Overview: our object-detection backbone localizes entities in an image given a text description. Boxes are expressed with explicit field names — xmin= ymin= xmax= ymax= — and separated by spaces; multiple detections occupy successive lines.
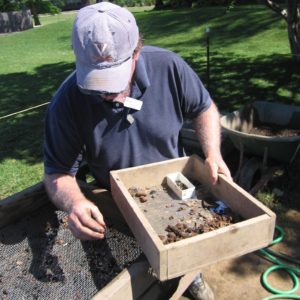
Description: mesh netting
xmin=0 ymin=203 xmax=142 ymax=300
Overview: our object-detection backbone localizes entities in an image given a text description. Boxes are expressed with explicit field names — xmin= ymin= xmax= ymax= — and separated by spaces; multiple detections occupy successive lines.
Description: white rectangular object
xmin=124 ymin=97 xmax=143 ymax=110
xmin=166 ymin=172 xmax=195 ymax=200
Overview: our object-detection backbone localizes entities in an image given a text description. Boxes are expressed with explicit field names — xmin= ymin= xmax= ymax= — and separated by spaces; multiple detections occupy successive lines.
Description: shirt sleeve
xmin=43 ymin=76 xmax=84 ymax=176
xmin=174 ymin=54 xmax=212 ymax=119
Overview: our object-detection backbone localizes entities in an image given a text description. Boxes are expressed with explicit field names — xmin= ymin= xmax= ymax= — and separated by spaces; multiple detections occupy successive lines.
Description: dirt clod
xmin=136 ymin=191 xmax=147 ymax=197
xmin=139 ymin=196 xmax=148 ymax=203
xmin=55 ymin=239 xmax=65 ymax=245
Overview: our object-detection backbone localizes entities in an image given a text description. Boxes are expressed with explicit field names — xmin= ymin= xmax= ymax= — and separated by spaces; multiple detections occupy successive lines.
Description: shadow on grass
xmin=183 ymin=52 xmax=300 ymax=111
xmin=135 ymin=6 xmax=300 ymax=112
xmin=0 ymin=62 xmax=75 ymax=117
xmin=0 ymin=62 xmax=75 ymax=165
xmin=136 ymin=6 xmax=281 ymax=49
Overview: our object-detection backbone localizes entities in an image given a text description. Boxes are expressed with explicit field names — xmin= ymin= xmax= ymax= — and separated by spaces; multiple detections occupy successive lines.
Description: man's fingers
xmin=219 ymin=168 xmax=232 ymax=180
xmin=205 ymin=159 xmax=232 ymax=185
xmin=217 ymin=162 xmax=232 ymax=181
xmin=212 ymin=162 xmax=219 ymax=184
xmin=68 ymin=215 xmax=105 ymax=240
xmin=205 ymin=160 xmax=219 ymax=185
xmin=68 ymin=204 xmax=106 ymax=240
xmin=90 ymin=206 xmax=106 ymax=228
xmin=79 ymin=211 xmax=106 ymax=234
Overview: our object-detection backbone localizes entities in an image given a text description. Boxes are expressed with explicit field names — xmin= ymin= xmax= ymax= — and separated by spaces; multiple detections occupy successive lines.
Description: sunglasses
xmin=79 ymin=87 xmax=123 ymax=98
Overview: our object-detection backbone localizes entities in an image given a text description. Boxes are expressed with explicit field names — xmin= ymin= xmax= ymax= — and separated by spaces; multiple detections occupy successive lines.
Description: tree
xmin=264 ymin=0 xmax=300 ymax=61
xmin=0 ymin=0 xmax=63 ymax=26
xmin=81 ymin=0 xmax=91 ymax=7
xmin=26 ymin=0 xmax=43 ymax=26
xmin=154 ymin=0 xmax=164 ymax=9
xmin=154 ymin=0 xmax=193 ymax=8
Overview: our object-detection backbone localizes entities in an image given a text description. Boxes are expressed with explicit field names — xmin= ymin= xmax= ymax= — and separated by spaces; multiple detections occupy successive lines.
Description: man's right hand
xmin=44 ymin=173 xmax=106 ymax=240
xmin=68 ymin=199 xmax=106 ymax=240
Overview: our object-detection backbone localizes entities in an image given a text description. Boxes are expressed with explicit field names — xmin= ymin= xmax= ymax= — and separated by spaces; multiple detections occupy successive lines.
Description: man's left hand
xmin=205 ymin=155 xmax=232 ymax=185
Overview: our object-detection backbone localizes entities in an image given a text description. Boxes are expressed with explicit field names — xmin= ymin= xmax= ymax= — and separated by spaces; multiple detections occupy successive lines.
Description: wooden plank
xmin=165 ymin=215 xmax=272 ymax=279
xmin=111 ymin=157 xmax=189 ymax=189
xmin=110 ymin=174 xmax=168 ymax=280
xmin=0 ymin=182 xmax=49 ymax=228
xmin=92 ymin=258 xmax=156 ymax=300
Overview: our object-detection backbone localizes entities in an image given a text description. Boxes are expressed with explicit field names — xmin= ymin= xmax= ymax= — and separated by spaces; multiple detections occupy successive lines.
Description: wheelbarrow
xmin=220 ymin=101 xmax=300 ymax=192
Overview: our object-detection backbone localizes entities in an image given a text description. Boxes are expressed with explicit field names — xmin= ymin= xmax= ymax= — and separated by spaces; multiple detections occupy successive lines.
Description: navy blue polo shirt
xmin=44 ymin=46 xmax=212 ymax=189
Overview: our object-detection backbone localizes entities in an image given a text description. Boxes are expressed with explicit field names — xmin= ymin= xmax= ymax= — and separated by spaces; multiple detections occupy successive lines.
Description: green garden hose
xmin=259 ymin=225 xmax=300 ymax=300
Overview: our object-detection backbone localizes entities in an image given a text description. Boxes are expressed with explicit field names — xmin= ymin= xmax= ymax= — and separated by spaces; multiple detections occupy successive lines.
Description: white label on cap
xmin=124 ymin=97 xmax=143 ymax=111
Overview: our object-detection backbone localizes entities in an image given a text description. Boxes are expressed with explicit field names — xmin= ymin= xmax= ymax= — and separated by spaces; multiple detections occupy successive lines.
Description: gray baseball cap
xmin=72 ymin=2 xmax=139 ymax=93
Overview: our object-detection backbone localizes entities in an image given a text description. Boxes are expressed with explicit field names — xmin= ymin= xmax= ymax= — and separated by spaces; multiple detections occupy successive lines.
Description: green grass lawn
xmin=0 ymin=5 xmax=299 ymax=200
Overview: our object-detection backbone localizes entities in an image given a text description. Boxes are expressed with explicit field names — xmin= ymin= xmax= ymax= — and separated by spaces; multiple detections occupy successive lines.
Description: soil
xmin=176 ymin=180 xmax=189 ymax=190
xmin=249 ymin=124 xmax=300 ymax=137
xmin=128 ymin=181 xmax=241 ymax=245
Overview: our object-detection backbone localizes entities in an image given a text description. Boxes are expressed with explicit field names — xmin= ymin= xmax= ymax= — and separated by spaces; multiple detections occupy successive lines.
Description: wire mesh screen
xmin=0 ymin=203 xmax=142 ymax=299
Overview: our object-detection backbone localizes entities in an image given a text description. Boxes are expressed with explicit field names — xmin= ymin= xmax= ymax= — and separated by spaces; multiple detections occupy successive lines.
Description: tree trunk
xmin=31 ymin=6 xmax=41 ymax=26
xmin=264 ymin=0 xmax=300 ymax=61
xmin=81 ymin=0 xmax=91 ymax=8
xmin=154 ymin=0 xmax=164 ymax=9
xmin=286 ymin=0 xmax=300 ymax=61
xmin=183 ymin=0 xmax=193 ymax=7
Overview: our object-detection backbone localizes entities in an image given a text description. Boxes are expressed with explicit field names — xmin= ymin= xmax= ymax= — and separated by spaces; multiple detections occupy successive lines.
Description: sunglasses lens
xmin=79 ymin=87 xmax=122 ymax=98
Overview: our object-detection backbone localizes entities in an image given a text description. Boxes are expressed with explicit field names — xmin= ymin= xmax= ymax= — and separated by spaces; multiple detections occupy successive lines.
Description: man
xmin=43 ymin=2 xmax=231 ymax=299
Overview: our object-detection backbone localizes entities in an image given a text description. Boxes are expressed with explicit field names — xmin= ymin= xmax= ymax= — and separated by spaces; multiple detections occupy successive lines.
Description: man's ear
xmin=133 ymin=50 xmax=140 ymax=61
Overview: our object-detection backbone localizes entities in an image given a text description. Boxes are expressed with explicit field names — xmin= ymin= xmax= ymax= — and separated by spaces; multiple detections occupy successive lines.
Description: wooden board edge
xmin=110 ymin=157 xmax=189 ymax=175
xmin=110 ymin=173 xmax=168 ymax=280
xmin=0 ymin=181 xmax=49 ymax=228
xmin=0 ymin=181 xmax=45 ymax=205
xmin=164 ymin=214 xmax=273 ymax=279
xmin=91 ymin=259 xmax=156 ymax=300
xmin=218 ymin=173 xmax=277 ymax=218
xmin=187 ymin=155 xmax=276 ymax=219
xmin=164 ymin=214 xmax=273 ymax=249
xmin=110 ymin=174 xmax=164 ymax=247
xmin=110 ymin=157 xmax=190 ymax=188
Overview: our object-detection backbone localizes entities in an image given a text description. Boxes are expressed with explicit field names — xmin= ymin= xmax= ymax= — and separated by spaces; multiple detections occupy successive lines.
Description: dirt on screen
xmin=128 ymin=181 xmax=241 ymax=245
xmin=0 ymin=203 xmax=141 ymax=300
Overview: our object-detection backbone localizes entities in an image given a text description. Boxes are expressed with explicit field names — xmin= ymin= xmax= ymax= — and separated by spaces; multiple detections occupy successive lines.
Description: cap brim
xmin=76 ymin=57 xmax=132 ymax=93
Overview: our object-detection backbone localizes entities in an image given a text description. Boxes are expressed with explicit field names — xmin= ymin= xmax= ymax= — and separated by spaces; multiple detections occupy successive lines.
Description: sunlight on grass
xmin=256 ymin=190 xmax=285 ymax=215
xmin=277 ymin=87 xmax=292 ymax=98
xmin=0 ymin=14 xmax=75 ymax=75
xmin=250 ymin=78 xmax=274 ymax=89
xmin=0 ymin=159 xmax=43 ymax=200
xmin=39 ymin=11 xmax=77 ymax=26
